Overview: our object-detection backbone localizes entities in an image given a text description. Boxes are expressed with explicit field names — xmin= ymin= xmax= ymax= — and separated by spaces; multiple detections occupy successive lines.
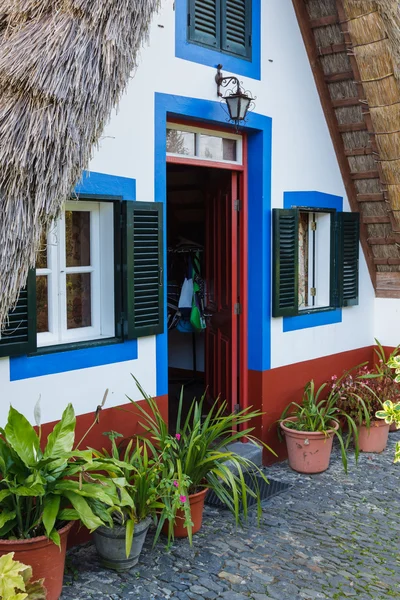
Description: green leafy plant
xmin=386 ymin=355 xmax=400 ymax=384
xmin=375 ymin=400 xmax=400 ymax=463
xmin=279 ymin=379 xmax=361 ymax=472
xmin=128 ymin=377 xmax=275 ymax=545
xmin=0 ymin=552 xmax=46 ymax=600
xmin=91 ymin=432 xmax=165 ymax=557
xmin=0 ymin=403 xmax=129 ymax=545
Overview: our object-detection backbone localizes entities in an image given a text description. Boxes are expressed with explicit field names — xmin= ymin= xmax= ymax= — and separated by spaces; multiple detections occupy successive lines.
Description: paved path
xmin=62 ymin=431 xmax=400 ymax=600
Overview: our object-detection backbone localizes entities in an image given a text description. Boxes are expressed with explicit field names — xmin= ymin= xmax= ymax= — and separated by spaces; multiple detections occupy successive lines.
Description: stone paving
xmin=62 ymin=431 xmax=400 ymax=600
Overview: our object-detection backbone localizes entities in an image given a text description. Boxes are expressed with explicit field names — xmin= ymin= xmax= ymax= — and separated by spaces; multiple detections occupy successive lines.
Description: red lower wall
xmin=249 ymin=346 xmax=374 ymax=464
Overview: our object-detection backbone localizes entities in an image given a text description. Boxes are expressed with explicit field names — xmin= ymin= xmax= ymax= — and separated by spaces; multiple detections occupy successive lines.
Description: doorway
xmin=166 ymin=162 xmax=244 ymax=425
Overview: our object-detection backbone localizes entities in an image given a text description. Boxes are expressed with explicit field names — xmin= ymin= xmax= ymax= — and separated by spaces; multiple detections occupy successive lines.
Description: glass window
xmin=166 ymin=125 xmax=241 ymax=164
xmin=166 ymin=129 xmax=195 ymax=156
xmin=198 ymin=135 xmax=237 ymax=161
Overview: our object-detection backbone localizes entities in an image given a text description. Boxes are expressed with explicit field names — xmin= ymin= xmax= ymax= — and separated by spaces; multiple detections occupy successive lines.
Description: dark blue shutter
xmin=188 ymin=0 xmax=221 ymax=49
xmin=221 ymin=0 xmax=252 ymax=59
xmin=124 ymin=202 xmax=164 ymax=338
xmin=272 ymin=209 xmax=299 ymax=317
xmin=0 ymin=271 xmax=37 ymax=357
xmin=335 ymin=212 xmax=360 ymax=307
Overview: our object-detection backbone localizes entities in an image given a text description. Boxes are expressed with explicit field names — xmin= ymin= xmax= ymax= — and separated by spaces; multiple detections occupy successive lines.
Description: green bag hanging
xmin=190 ymin=254 xmax=206 ymax=332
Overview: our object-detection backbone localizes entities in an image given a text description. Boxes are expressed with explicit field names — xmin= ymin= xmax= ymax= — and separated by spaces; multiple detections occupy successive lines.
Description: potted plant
xmin=0 ymin=403 xmax=127 ymax=600
xmin=375 ymin=399 xmax=400 ymax=462
xmin=129 ymin=379 xmax=274 ymax=545
xmin=372 ymin=341 xmax=400 ymax=431
xmin=0 ymin=552 xmax=47 ymax=599
xmin=91 ymin=432 xmax=164 ymax=571
xmin=331 ymin=359 xmax=393 ymax=453
xmin=279 ymin=379 xmax=359 ymax=474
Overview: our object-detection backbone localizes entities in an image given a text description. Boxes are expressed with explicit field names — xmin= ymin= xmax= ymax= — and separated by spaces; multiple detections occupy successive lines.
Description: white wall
xmin=1 ymin=1 xmax=378 ymax=425
xmin=374 ymin=298 xmax=400 ymax=347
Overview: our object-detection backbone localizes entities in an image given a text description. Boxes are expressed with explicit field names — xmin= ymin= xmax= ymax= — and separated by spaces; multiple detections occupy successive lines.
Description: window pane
xmin=298 ymin=212 xmax=309 ymax=309
xmin=65 ymin=211 xmax=91 ymax=267
xmin=166 ymin=129 xmax=195 ymax=155
xmin=198 ymin=134 xmax=237 ymax=161
xmin=36 ymin=276 xmax=49 ymax=333
xmin=66 ymin=273 xmax=91 ymax=329
xmin=36 ymin=232 xmax=47 ymax=269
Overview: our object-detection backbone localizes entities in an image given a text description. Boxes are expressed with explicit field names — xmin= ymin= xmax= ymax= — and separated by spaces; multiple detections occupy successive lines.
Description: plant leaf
xmin=44 ymin=404 xmax=76 ymax=459
xmin=62 ymin=492 xmax=104 ymax=531
xmin=0 ymin=552 xmax=27 ymax=600
xmin=4 ymin=407 xmax=40 ymax=467
xmin=125 ymin=519 xmax=134 ymax=558
xmin=43 ymin=494 xmax=60 ymax=539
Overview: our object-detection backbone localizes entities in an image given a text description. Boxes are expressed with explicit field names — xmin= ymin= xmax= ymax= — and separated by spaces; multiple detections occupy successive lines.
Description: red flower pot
xmin=280 ymin=418 xmax=339 ymax=474
xmin=162 ymin=488 xmax=208 ymax=539
xmin=358 ymin=420 xmax=390 ymax=453
xmin=0 ymin=521 xmax=74 ymax=600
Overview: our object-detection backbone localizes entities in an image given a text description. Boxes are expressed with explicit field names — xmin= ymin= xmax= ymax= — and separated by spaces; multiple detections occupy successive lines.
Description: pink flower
xmin=179 ymin=495 xmax=187 ymax=503
xmin=175 ymin=433 xmax=181 ymax=441
xmin=173 ymin=480 xmax=178 ymax=488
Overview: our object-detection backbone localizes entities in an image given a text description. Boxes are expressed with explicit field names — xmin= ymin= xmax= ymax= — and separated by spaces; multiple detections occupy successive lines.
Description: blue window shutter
xmin=124 ymin=202 xmax=164 ymax=338
xmin=188 ymin=0 xmax=221 ymax=49
xmin=0 ymin=270 xmax=37 ymax=357
xmin=221 ymin=0 xmax=252 ymax=59
xmin=272 ymin=209 xmax=299 ymax=317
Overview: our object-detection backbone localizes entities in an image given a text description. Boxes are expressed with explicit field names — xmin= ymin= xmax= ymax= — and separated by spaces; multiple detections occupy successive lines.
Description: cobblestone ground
xmin=62 ymin=431 xmax=400 ymax=600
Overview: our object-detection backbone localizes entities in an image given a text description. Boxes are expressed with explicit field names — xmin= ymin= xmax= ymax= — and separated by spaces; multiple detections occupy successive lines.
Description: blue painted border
xmin=175 ymin=0 xmax=261 ymax=80
xmin=154 ymin=93 xmax=272 ymax=395
xmin=282 ymin=191 xmax=343 ymax=332
xmin=10 ymin=171 xmax=138 ymax=381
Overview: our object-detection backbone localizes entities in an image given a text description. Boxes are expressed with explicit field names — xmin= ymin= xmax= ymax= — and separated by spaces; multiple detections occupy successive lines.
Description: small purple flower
xmin=179 ymin=495 xmax=187 ymax=504
xmin=175 ymin=433 xmax=181 ymax=441
xmin=173 ymin=480 xmax=179 ymax=488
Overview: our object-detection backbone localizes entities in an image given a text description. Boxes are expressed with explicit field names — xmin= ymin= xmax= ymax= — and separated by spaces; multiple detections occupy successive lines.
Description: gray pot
xmin=93 ymin=517 xmax=151 ymax=571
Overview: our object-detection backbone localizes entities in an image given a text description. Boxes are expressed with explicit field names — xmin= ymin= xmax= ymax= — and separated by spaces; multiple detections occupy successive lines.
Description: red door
xmin=205 ymin=171 xmax=239 ymax=413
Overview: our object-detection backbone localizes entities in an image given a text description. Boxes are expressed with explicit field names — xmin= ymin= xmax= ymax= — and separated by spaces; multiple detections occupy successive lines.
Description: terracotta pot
xmin=390 ymin=422 xmax=398 ymax=432
xmin=358 ymin=420 xmax=390 ymax=453
xmin=0 ymin=521 xmax=74 ymax=600
xmin=280 ymin=418 xmax=339 ymax=474
xmin=162 ymin=488 xmax=208 ymax=539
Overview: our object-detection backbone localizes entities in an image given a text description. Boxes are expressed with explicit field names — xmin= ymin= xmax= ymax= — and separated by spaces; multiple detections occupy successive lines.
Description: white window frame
xmin=299 ymin=210 xmax=332 ymax=312
xmin=36 ymin=201 xmax=115 ymax=348
xmin=166 ymin=122 xmax=243 ymax=165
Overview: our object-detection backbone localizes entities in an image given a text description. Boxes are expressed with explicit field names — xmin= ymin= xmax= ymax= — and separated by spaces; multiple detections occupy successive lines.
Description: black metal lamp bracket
xmin=215 ymin=64 xmax=241 ymax=97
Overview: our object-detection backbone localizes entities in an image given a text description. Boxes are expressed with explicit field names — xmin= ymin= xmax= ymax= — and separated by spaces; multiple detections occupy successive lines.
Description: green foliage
xmin=0 ymin=404 xmax=127 ymax=544
xmin=0 ymin=552 xmax=46 ymax=599
xmin=279 ymin=378 xmax=361 ymax=473
xmin=386 ymin=355 xmax=400 ymax=384
xmin=128 ymin=377 xmax=276 ymax=546
xmin=375 ymin=399 xmax=400 ymax=426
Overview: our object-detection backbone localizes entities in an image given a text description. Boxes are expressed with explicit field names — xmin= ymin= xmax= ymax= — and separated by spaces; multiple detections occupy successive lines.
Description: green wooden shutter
xmin=221 ymin=0 xmax=252 ymax=59
xmin=188 ymin=0 xmax=221 ymax=49
xmin=0 ymin=270 xmax=37 ymax=357
xmin=272 ymin=209 xmax=299 ymax=317
xmin=335 ymin=212 xmax=360 ymax=307
xmin=124 ymin=202 xmax=164 ymax=339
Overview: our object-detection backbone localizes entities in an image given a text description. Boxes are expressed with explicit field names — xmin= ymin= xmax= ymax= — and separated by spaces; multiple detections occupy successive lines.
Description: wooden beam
xmin=376 ymin=289 xmax=400 ymax=298
xmin=318 ymin=43 xmax=348 ymax=56
xmin=324 ymin=71 xmax=354 ymax=83
xmin=363 ymin=216 xmax=390 ymax=224
xmin=338 ymin=122 xmax=368 ymax=133
xmin=310 ymin=15 xmax=339 ymax=28
xmin=291 ymin=0 xmax=376 ymax=287
xmin=367 ymin=237 xmax=398 ymax=245
xmin=332 ymin=97 xmax=364 ymax=108
xmin=376 ymin=272 xmax=400 ymax=296
xmin=351 ymin=170 xmax=380 ymax=180
xmin=344 ymin=147 xmax=374 ymax=156
xmin=374 ymin=258 xmax=400 ymax=265
xmin=357 ymin=193 xmax=386 ymax=202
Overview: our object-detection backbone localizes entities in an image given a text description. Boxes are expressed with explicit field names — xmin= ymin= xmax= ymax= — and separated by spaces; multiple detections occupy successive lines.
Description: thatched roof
xmin=0 ymin=0 xmax=159 ymax=325
xmin=293 ymin=0 xmax=400 ymax=297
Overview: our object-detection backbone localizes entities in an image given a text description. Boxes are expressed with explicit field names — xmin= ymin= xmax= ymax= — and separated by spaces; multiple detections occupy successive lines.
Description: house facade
xmin=0 ymin=0 xmax=398 ymax=458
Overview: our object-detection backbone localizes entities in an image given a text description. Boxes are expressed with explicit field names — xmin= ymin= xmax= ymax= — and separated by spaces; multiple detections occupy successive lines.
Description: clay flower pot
xmin=389 ymin=422 xmax=398 ymax=432
xmin=358 ymin=420 xmax=390 ymax=453
xmin=0 ymin=521 xmax=74 ymax=600
xmin=163 ymin=488 xmax=208 ymax=539
xmin=280 ymin=418 xmax=339 ymax=474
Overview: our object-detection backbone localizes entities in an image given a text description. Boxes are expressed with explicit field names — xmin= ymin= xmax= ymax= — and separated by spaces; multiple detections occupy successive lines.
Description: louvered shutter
xmin=124 ymin=202 xmax=164 ymax=339
xmin=0 ymin=271 xmax=37 ymax=357
xmin=221 ymin=0 xmax=252 ymax=59
xmin=272 ymin=209 xmax=299 ymax=317
xmin=188 ymin=0 xmax=221 ymax=49
xmin=335 ymin=212 xmax=360 ymax=307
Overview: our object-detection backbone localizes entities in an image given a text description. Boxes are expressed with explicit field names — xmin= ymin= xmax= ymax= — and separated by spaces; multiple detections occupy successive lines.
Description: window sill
xmin=298 ymin=306 xmax=337 ymax=316
xmin=283 ymin=308 xmax=342 ymax=332
xmin=32 ymin=336 xmax=122 ymax=357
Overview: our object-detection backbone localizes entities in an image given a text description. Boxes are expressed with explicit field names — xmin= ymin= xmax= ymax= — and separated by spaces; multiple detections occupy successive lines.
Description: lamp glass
xmin=238 ymin=96 xmax=251 ymax=120
xmin=226 ymin=95 xmax=240 ymax=121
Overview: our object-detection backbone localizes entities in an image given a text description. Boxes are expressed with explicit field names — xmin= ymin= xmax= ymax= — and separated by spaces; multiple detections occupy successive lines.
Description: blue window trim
xmin=10 ymin=170 xmax=138 ymax=381
xmin=154 ymin=92 xmax=272 ymax=395
xmin=175 ymin=0 xmax=261 ymax=80
xmin=282 ymin=191 xmax=343 ymax=332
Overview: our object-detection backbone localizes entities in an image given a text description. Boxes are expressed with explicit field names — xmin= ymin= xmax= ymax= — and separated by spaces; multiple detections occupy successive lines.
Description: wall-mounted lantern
xmin=215 ymin=64 xmax=255 ymax=127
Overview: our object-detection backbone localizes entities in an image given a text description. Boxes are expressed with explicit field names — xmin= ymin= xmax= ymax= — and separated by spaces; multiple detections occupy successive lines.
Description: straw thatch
xmin=0 ymin=0 xmax=159 ymax=326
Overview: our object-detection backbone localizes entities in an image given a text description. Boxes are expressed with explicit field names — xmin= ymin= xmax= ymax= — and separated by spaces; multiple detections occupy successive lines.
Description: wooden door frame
xmin=166 ymin=121 xmax=249 ymax=414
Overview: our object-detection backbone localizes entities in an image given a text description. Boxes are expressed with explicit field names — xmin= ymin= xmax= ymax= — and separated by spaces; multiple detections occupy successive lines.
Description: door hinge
xmin=234 ymin=199 xmax=241 ymax=211
xmin=234 ymin=303 xmax=241 ymax=315
xmin=234 ymin=403 xmax=240 ymax=414
xmin=310 ymin=288 xmax=316 ymax=297
xmin=311 ymin=221 xmax=317 ymax=231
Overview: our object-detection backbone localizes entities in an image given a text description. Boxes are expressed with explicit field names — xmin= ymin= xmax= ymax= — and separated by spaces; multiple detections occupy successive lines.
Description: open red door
xmin=205 ymin=171 xmax=239 ymax=413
